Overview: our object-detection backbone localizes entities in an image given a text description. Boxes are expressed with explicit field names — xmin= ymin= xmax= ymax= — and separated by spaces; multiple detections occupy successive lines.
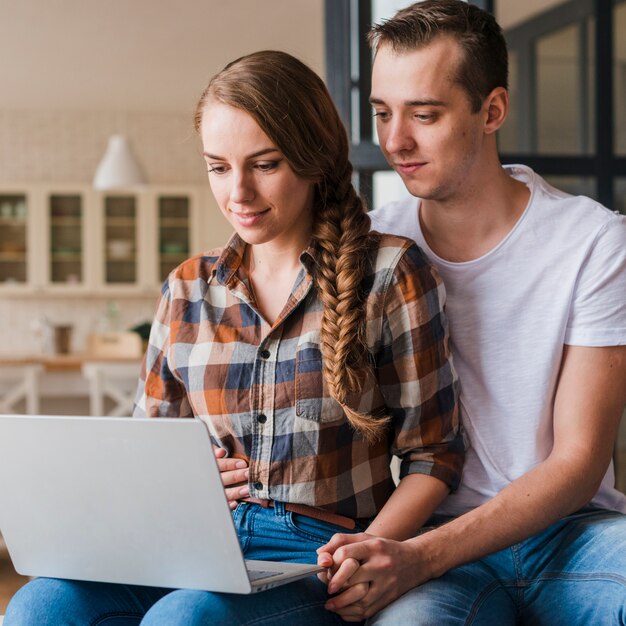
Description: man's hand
xmin=316 ymin=533 xmax=429 ymax=621
xmin=213 ymin=446 xmax=249 ymax=509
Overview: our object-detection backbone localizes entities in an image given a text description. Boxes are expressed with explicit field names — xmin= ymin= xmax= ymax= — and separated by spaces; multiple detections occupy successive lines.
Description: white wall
xmin=0 ymin=1 xmax=325 ymax=357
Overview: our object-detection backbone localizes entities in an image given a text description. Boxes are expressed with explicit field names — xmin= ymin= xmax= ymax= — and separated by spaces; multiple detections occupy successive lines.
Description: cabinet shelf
xmin=159 ymin=218 xmax=189 ymax=228
xmin=0 ymin=216 xmax=27 ymax=226
xmin=106 ymin=217 xmax=136 ymax=227
xmin=51 ymin=253 xmax=82 ymax=261
xmin=160 ymin=253 xmax=188 ymax=260
xmin=51 ymin=217 xmax=82 ymax=227
xmin=0 ymin=252 xmax=27 ymax=262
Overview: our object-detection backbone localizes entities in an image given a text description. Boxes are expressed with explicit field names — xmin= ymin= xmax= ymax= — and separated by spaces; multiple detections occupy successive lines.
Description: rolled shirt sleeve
xmin=376 ymin=243 xmax=465 ymax=490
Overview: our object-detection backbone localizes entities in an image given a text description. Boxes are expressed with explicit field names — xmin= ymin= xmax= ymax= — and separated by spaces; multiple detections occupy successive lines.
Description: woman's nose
xmin=229 ymin=171 xmax=255 ymax=204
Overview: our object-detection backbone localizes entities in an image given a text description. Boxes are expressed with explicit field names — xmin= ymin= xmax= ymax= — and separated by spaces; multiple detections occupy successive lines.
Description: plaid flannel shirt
xmin=134 ymin=232 xmax=463 ymax=520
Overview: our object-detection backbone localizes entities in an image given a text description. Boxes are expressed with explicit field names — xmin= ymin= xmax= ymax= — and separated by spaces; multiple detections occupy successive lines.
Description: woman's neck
xmin=245 ymin=241 xmax=304 ymax=279
xmin=244 ymin=242 xmax=307 ymax=325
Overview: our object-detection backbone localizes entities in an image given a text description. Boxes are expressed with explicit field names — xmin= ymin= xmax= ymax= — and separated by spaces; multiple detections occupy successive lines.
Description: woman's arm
xmin=366 ymin=473 xmax=448 ymax=541
xmin=332 ymin=241 xmax=462 ymax=537
xmin=372 ymin=242 xmax=464 ymax=510
xmin=133 ymin=283 xmax=192 ymax=419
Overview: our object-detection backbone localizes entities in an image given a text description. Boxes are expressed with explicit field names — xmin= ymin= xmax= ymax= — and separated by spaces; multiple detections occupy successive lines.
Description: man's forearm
xmin=413 ymin=452 xmax=604 ymax=579
xmin=421 ymin=345 xmax=626 ymax=578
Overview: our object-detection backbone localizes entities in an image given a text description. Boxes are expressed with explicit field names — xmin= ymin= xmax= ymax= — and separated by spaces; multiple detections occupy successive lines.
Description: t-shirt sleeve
xmin=565 ymin=215 xmax=626 ymax=346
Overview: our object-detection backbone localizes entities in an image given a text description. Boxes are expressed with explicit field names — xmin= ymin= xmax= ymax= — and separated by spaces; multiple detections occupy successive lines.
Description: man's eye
xmin=373 ymin=111 xmax=390 ymax=121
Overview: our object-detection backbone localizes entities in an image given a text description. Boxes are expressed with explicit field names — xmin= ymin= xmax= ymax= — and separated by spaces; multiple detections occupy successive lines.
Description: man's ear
xmin=483 ymin=87 xmax=508 ymax=135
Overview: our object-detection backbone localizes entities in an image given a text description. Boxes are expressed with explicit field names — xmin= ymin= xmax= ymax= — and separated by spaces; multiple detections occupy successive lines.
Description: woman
xmin=5 ymin=50 xmax=462 ymax=626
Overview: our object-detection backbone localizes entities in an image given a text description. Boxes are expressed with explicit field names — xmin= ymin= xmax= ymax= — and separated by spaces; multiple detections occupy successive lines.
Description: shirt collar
xmin=210 ymin=233 xmax=319 ymax=286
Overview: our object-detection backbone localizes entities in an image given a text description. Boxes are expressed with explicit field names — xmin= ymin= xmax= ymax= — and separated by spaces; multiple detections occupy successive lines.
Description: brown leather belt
xmin=243 ymin=497 xmax=356 ymax=530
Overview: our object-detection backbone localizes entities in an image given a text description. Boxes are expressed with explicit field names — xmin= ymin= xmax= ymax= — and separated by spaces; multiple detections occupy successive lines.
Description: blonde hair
xmin=195 ymin=50 xmax=388 ymax=441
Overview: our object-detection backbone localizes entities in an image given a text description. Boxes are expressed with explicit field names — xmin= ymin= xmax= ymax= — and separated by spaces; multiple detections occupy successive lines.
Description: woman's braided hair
xmin=194 ymin=50 xmax=389 ymax=442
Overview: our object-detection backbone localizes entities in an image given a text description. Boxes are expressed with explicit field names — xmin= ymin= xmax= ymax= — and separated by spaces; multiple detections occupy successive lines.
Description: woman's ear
xmin=483 ymin=87 xmax=508 ymax=135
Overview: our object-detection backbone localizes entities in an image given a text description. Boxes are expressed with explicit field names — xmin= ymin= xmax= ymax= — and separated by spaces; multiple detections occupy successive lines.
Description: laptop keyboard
xmin=246 ymin=568 xmax=284 ymax=581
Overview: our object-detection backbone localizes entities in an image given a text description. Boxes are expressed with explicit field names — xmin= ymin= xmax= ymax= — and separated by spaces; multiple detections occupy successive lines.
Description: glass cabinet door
xmin=49 ymin=194 xmax=83 ymax=284
xmin=158 ymin=196 xmax=190 ymax=282
xmin=104 ymin=196 xmax=137 ymax=284
xmin=0 ymin=194 xmax=28 ymax=284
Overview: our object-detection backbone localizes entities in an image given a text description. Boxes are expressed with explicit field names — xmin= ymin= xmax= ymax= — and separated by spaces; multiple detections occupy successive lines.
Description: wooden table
xmin=0 ymin=354 xmax=142 ymax=372
xmin=0 ymin=355 xmax=143 ymax=413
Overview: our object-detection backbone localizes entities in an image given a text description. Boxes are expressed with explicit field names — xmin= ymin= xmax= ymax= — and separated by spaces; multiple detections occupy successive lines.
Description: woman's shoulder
xmin=371 ymin=231 xmax=433 ymax=272
xmin=164 ymin=246 xmax=227 ymax=291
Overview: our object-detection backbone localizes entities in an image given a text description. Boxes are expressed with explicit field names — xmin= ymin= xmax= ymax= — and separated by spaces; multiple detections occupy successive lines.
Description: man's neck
xmin=419 ymin=167 xmax=530 ymax=263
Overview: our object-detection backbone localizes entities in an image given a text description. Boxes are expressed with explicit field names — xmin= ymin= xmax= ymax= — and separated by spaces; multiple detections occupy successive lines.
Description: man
xmin=220 ymin=0 xmax=626 ymax=623
xmin=311 ymin=1 xmax=626 ymax=623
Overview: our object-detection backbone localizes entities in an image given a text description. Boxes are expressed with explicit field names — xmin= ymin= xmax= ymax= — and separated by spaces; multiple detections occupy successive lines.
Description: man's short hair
xmin=368 ymin=0 xmax=508 ymax=112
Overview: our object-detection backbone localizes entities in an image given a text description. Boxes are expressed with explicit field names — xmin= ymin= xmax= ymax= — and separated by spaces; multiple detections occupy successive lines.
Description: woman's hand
xmin=316 ymin=532 xmax=429 ymax=621
xmin=213 ymin=446 xmax=249 ymax=508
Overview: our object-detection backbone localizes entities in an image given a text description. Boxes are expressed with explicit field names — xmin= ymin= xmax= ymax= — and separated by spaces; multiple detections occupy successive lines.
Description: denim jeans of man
xmin=369 ymin=508 xmax=626 ymax=626
xmin=5 ymin=501 xmax=362 ymax=626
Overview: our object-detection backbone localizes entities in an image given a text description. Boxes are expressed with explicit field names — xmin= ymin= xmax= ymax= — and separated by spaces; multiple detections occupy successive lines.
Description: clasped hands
xmin=215 ymin=448 xmax=419 ymax=621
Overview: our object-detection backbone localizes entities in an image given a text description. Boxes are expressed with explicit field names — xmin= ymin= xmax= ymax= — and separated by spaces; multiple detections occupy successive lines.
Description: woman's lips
xmin=230 ymin=208 xmax=270 ymax=227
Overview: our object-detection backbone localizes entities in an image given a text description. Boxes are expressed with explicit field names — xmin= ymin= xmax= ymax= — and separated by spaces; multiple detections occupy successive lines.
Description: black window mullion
xmin=517 ymin=42 xmax=538 ymax=153
xmin=357 ymin=0 xmax=374 ymax=207
xmin=579 ymin=20 xmax=591 ymax=154
xmin=325 ymin=0 xmax=352 ymax=130
xmin=595 ymin=0 xmax=615 ymax=208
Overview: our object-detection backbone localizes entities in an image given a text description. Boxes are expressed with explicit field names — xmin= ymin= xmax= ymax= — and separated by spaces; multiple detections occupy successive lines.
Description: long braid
xmin=312 ymin=164 xmax=390 ymax=442
xmin=197 ymin=50 xmax=391 ymax=441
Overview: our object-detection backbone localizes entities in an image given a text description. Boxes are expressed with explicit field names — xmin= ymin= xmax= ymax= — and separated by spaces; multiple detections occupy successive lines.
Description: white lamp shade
xmin=93 ymin=135 xmax=147 ymax=190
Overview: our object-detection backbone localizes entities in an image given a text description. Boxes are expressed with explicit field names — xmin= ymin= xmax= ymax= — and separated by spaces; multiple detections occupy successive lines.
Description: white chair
xmin=82 ymin=362 xmax=142 ymax=417
xmin=0 ymin=364 xmax=43 ymax=414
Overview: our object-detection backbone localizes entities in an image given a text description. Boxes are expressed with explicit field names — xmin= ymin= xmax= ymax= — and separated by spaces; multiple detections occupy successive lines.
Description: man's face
xmin=371 ymin=37 xmax=488 ymax=203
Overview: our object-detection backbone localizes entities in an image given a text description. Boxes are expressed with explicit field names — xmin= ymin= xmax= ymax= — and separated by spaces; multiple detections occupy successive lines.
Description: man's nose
xmin=383 ymin=118 xmax=416 ymax=154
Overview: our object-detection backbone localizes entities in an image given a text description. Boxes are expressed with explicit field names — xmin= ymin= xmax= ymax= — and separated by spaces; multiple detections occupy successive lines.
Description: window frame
xmin=325 ymin=0 xmax=626 ymax=210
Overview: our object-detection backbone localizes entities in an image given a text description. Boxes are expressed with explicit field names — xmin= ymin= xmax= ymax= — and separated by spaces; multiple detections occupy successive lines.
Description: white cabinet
xmin=0 ymin=184 xmax=208 ymax=295
xmin=39 ymin=185 xmax=94 ymax=294
xmin=0 ymin=188 xmax=35 ymax=292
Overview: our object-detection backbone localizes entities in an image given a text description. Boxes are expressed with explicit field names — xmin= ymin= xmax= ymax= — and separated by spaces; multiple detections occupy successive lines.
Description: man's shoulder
xmin=513 ymin=164 xmax=623 ymax=231
xmin=369 ymin=196 xmax=420 ymax=241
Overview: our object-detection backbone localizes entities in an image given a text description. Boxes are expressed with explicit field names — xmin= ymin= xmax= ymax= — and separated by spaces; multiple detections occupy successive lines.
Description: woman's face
xmin=200 ymin=101 xmax=315 ymax=251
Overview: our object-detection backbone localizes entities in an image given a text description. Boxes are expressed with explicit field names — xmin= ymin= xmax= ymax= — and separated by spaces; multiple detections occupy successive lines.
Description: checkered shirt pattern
xmin=134 ymin=232 xmax=463 ymax=520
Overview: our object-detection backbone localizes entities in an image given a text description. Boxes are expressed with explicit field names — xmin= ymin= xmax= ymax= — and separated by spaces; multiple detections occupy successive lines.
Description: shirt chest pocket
xmin=295 ymin=345 xmax=345 ymax=423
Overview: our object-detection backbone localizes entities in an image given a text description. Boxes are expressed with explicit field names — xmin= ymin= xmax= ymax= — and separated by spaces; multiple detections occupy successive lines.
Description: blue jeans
xmin=370 ymin=508 xmax=626 ymax=626
xmin=5 ymin=502 xmax=361 ymax=625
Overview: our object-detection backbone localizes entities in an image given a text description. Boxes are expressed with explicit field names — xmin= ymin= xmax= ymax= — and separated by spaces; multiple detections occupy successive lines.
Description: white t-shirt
xmin=370 ymin=164 xmax=626 ymax=516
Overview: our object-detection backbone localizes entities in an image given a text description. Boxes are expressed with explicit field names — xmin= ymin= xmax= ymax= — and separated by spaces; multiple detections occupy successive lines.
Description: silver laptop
xmin=0 ymin=414 xmax=322 ymax=594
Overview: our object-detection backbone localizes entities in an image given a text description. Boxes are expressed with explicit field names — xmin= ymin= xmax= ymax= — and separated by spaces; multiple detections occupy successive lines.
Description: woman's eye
xmin=255 ymin=161 xmax=279 ymax=172
xmin=207 ymin=165 xmax=227 ymax=174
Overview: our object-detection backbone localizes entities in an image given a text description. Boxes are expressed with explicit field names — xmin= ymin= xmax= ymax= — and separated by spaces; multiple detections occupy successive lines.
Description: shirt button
xmin=257 ymin=414 xmax=267 ymax=424
xmin=254 ymin=482 xmax=263 ymax=491
xmin=260 ymin=349 xmax=271 ymax=359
